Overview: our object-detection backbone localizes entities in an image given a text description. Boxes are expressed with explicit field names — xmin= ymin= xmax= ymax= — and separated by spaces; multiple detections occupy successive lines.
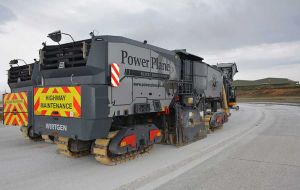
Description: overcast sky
xmin=0 ymin=0 xmax=299 ymax=91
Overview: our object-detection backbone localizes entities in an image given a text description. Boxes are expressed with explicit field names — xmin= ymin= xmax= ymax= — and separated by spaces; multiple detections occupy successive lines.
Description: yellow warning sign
xmin=34 ymin=86 xmax=81 ymax=118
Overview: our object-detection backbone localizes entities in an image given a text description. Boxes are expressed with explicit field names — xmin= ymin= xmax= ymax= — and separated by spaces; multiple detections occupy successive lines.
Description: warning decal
xmin=34 ymin=86 xmax=81 ymax=118
xmin=3 ymin=92 xmax=28 ymax=126
xmin=111 ymin=63 xmax=120 ymax=87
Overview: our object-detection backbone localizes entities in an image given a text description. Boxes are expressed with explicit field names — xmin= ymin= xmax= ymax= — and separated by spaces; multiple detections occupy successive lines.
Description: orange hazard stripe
xmin=5 ymin=114 xmax=15 ymax=126
xmin=73 ymin=97 xmax=81 ymax=116
xmin=3 ymin=93 xmax=9 ymax=102
xmin=4 ymin=113 xmax=11 ymax=125
xmin=62 ymin=86 xmax=71 ymax=93
xmin=34 ymin=88 xmax=38 ymax=96
xmin=42 ymin=87 xmax=49 ymax=93
xmin=12 ymin=94 xmax=17 ymax=100
xmin=16 ymin=114 xmax=23 ymax=126
xmin=4 ymin=104 xmax=12 ymax=113
xmin=75 ymin=86 xmax=81 ymax=95
xmin=11 ymin=118 xmax=17 ymax=126
xmin=17 ymin=103 xmax=24 ymax=112
xmin=19 ymin=92 xmax=28 ymax=108
xmin=34 ymin=98 xmax=40 ymax=111
xmin=65 ymin=111 xmax=70 ymax=117
xmin=7 ymin=114 xmax=13 ymax=124
xmin=41 ymin=110 xmax=47 ymax=115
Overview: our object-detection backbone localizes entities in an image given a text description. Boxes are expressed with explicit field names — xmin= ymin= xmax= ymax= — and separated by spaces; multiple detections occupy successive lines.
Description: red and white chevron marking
xmin=111 ymin=63 xmax=120 ymax=87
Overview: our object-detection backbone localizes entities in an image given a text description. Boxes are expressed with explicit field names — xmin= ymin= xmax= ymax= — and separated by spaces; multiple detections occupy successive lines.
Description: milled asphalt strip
xmin=230 ymin=157 xmax=300 ymax=168
xmin=115 ymin=108 xmax=269 ymax=190
xmin=245 ymin=102 xmax=300 ymax=107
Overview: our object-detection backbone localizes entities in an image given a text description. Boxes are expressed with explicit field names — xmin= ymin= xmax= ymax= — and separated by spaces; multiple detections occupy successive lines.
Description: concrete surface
xmin=156 ymin=103 xmax=300 ymax=190
xmin=0 ymin=103 xmax=299 ymax=190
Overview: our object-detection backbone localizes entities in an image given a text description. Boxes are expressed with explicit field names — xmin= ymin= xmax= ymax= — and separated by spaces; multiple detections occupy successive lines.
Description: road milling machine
xmin=3 ymin=60 xmax=42 ymax=140
xmin=4 ymin=30 xmax=237 ymax=165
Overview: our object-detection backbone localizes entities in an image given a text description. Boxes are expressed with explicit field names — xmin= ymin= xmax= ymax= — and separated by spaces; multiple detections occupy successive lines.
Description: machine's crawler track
xmin=56 ymin=137 xmax=90 ymax=157
xmin=42 ymin=135 xmax=56 ymax=143
xmin=93 ymin=131 xmax=153 ymax=165
xmin=20 ymin=126 xmax=43 ymax=141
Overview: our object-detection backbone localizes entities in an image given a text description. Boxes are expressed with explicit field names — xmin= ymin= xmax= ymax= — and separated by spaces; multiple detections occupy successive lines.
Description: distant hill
xmin=234 ymin=78 xmax=299 ymax=87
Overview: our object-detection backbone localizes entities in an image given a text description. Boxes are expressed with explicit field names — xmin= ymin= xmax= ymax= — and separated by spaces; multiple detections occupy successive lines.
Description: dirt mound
xmin=237 ymin=87 xmax=300 ymax=98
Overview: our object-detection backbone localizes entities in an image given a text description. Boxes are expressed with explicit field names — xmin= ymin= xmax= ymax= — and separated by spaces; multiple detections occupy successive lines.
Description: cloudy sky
xmin=0 ymin=0 xmax=300 ymax=91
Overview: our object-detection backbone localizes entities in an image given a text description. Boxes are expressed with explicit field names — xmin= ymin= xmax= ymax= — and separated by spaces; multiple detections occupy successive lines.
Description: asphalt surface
xmin=0 ymin=103 xmax=299 ymax=190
